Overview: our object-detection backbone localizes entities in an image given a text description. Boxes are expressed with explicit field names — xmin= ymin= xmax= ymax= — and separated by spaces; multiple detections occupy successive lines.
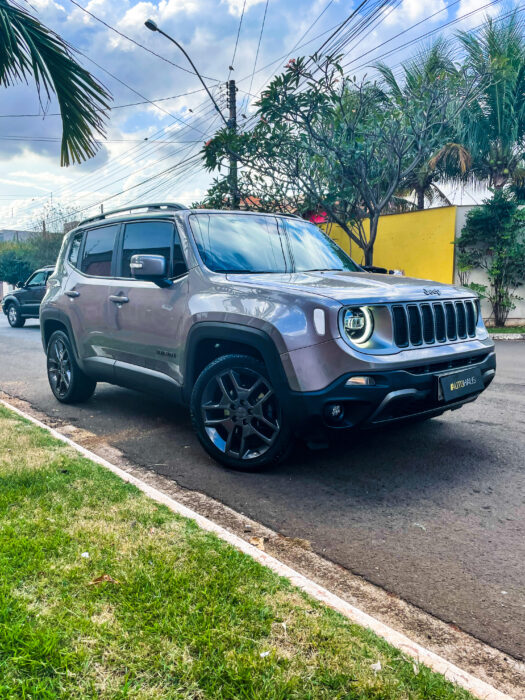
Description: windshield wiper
xmin=302 ymin=268 xmax=344 ymax=272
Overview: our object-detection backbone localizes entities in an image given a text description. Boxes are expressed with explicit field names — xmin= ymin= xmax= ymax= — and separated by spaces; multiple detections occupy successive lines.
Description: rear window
xmin=68 ymin=232 xmax=83 ymax=267
xmin=81 ymin=225 xmax=118 ymax=277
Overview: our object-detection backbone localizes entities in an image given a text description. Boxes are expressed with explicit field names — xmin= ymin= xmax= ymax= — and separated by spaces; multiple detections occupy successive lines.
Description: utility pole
xmin=227 ymin=79 xmax=240 ymax=209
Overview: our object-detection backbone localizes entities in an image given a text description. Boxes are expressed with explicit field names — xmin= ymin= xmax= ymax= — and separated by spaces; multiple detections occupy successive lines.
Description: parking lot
xmin=0 ymin=315 xmax=524 ymax=661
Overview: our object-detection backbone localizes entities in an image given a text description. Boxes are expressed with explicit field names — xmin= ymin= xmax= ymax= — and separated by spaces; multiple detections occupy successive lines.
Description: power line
xmin=16 ymin=104 xmax=224 ymax=227
xmin=245 ymin=0 xmax=270 ymax=110
xmin=228 ymin=0 xmax=247 ymax=79
xmin=76 ymin=49 xmax=212 ymax=136
xmin=0 ymin=136 xmax=204 ymax=143
xmin=343 ymin=0 xmax=504 ymax=71
xmin=67 ymin=0 xmax=219 ymax=82
xmin=12 ymin=95 xmax=221 ymax=222
xmin=17 ymin=101 xmax=220 ymax=214
xmin=0 ymin=88 xmax=206 ymax=118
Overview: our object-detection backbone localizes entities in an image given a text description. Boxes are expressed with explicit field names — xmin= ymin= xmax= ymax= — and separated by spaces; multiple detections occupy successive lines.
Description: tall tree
xmin=204 ymin=53 xmax=477 ymax=264
xmin=377 ymin=40 xmax=472 ymax=211
xmin=457 ymin=12 xmax=525 ymax=189
xmin=0 ymin=0 xmax=111 ymax=165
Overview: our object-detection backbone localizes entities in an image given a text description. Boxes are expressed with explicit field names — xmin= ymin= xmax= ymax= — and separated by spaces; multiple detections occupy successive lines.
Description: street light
xmin=144 ymin=19 xmax=228 ymax=126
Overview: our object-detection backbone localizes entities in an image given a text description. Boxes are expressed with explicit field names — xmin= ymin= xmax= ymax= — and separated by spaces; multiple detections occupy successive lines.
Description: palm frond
xmin=428 ymin=142 xmax=472 ymax=175
xmin=0 ymin=0 xmax=111 ymax=165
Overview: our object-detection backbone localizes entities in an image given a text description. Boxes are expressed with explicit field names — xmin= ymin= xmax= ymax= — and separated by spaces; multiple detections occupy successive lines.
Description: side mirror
xmin=15 ymin=281 xmax=24 ymax=289
xmin=130 ymin=254 xmax=172 ymax=287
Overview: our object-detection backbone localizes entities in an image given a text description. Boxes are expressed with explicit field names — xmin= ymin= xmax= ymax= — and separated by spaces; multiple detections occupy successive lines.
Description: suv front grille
xmin=391 ymin=299 xmax=477 ymax=348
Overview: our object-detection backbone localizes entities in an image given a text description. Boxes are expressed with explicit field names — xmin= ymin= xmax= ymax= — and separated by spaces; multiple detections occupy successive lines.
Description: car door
xmin=21 ymin=270 xmax=48 ymax=315
xmin=64 ymin=224 xmax=120 ymax=382
xmin=107 ymin=219 xmax=189 ymax=395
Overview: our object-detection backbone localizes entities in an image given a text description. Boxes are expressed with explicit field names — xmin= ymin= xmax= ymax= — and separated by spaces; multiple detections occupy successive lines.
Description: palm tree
xmin=376 ymin=40 xmax=471 ymax=210
xmin=394 ymin=142 xmax=472 ymax=210
xmin=458 ymin=12 xmax=525 ymax=189
xmin=0 ymin=0 xmax=111 ymax=166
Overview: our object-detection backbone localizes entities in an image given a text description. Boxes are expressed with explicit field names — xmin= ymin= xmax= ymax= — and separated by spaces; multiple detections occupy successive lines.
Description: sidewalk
xmin=0 ymin=403 xmax=478 ymax=699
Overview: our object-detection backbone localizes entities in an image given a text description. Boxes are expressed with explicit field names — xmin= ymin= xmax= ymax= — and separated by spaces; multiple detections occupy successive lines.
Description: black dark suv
xmin=2 ymin=266 xmax=54 ymax=327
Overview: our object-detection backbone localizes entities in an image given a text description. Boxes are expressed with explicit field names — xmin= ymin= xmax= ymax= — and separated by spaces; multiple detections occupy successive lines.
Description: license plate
xmin=438 ymin=367 xmax=483 ymax=402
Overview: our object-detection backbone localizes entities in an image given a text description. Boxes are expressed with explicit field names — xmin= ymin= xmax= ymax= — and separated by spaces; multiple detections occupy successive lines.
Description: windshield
xmin=189 ymin=213 xmax=360 ymax=273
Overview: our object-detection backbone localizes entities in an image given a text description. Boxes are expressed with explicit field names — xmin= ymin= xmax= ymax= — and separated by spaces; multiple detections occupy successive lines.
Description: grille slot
xmin=392 ymin=305 xmax=409 ymax=347
xmin=391 ymin=299 xmax=477 ymax=348
xmin=407 ymin=305 xmax=423 ymax=345
xmin=456 ymin=301 xmax=467 ymax=339
xmin=433 ymin=303 xmax=446 ymax=342
xmin=420 ymin=304 xmax=435 ymax=343
xmin=465 ymin=300 xmax=476 ymax=336
xmin=445 ymin=302 xmax=457 ymax=340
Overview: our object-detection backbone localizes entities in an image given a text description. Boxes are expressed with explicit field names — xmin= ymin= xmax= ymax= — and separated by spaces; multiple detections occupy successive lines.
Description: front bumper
xmin=286 ymin=348 xmax=496 ymax=434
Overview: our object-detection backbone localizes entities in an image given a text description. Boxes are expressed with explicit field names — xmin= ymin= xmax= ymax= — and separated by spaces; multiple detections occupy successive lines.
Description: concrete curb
xmin=489 ymin=333 xmax=525 ymax=340
xmin=0 ymin=398 xmax=515 ymax=700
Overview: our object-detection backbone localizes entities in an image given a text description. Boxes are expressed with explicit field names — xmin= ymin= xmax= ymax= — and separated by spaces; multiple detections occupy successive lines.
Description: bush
xmin=0 ymin=232 xmax=63 ymax=285
xmin=456 ymin=190 xmax=525 ymax=326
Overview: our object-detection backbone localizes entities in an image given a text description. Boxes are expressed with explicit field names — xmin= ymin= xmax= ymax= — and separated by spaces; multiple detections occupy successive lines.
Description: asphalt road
xmin=1 ymin=315 xmax=524 ymax=660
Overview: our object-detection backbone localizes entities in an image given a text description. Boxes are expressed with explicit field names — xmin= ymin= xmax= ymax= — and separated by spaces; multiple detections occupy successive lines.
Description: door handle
xmin=109 ymin=294 xmax=129 ymax=304
xmin=65 ymin=290 xmax=80 ymax=298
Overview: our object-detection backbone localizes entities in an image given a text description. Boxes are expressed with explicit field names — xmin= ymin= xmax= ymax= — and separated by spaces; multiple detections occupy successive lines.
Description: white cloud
xmin=222 ymin=0 xmax=267 ymax=17
xmin=384 ymin=0 xmax=447 ymax=26
xmin=455 ymin=0 xmax=515 ymax=29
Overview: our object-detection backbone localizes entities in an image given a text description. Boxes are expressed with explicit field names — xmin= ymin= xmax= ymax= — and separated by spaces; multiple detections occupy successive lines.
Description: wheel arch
xmin=2 ymin=295 xmax=21 ymax=312
xmin=183 ymin=322 xmax=290 ymax=403
xmin=40 ymin=309 xmax=81 ymax=362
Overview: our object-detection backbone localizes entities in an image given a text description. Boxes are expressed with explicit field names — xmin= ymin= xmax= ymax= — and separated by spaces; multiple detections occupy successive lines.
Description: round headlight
xmin=343 ymin=306 xmax=374 ymax=344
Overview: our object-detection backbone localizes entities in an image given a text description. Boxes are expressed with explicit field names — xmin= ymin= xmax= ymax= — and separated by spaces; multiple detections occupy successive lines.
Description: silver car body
xmin=41 ymin=208 xmax=495 ymax=431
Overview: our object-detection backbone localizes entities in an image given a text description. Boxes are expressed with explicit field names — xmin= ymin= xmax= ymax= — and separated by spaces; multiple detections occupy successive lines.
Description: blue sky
xmin=0 ymin=0 xmax=514 ymax=229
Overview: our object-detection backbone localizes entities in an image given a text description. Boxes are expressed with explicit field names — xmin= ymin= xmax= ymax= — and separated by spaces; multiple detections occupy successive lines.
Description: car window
xmin=189 ymin=213 xmax=288 ymax=273
xmin=81 ymin=225 xmax=118 ymax=277
xmin=121 ymin=221 xmax=185 ymax=278
xmin=26 ymin=271 xmax=47 ymax=287
xmin=172 ymin=227 xmax=187 ymax=278
xmin=280 ymin=218 xmax=360 ymax=272
xmin=68 ymin=231 xmax=83 ymax=267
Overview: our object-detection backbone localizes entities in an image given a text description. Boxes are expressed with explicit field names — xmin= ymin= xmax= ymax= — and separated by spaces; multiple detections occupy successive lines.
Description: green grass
xmin=0 ymin=405 xmax=474 ymax=699
xmin=487 ymin=326 xmax=525 ymax=334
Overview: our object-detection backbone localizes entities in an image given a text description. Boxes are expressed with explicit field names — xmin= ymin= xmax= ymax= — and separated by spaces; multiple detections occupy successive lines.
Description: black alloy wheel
xmin=46 ymin=330 xmax=96 ymax=403
xmin=191 ymin=354 xmax=292 ymax=471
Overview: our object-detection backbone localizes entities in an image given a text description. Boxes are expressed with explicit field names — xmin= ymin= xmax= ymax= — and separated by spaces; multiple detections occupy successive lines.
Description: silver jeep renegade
xmin=40 ymin=203 xmax=496 ymax=470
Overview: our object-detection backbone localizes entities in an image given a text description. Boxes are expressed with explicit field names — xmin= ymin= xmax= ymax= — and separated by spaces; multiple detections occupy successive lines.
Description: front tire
xmin=46 ymin=330 xmax=96 ymax=403
xmin=191 ymin=354 xmax=293 ymax=471
xmin=7 ymin=304 xmax=25 ymax=328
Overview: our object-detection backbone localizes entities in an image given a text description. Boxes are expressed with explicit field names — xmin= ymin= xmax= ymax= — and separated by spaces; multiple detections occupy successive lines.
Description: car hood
xmin=225 ymin=270 xmax=473 ymax=304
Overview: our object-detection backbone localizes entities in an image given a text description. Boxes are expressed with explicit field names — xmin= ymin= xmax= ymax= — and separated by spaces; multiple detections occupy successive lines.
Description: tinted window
xmin=172 ymin=227 xmax=187 ymax=278
xmin=121 ymin=221 xmax=175 ymax=278
xmin=68 ymin=232 xmax=83 ymax=267
xmin=189 ymin=214 xmax=288 ymax=273
xmin=282 ymin=218 xmax=360 ymax=272
xmin=81 ymin=225 xmax=117 ymax=277
xmin=26 ymin=271 xmax=47 ymax=287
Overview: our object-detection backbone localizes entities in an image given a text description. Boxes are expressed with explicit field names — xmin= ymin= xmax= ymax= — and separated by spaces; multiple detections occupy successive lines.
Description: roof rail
xmin=79 ymin=202 xmax=187 ymax=226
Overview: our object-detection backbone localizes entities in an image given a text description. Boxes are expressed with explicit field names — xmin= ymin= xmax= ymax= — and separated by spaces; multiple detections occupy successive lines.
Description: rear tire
xmin=7 ymin=304 xmax=25 ymax=328
xmin=191 ymin=354 xmax=293 ymax=471
xmin=46 ymin=330 xmax=96 ymax=403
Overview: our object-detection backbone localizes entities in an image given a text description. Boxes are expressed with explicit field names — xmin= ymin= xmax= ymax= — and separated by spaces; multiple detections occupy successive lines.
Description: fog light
xmin=346 ymin=376 xmax=375 ymax=386
xmin=324 ymin=403 xmax=344 ymax=423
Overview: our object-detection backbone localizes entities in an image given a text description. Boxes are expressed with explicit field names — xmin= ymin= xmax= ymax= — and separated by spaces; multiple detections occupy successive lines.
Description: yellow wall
xmin=323 ymin=206 xmax=457 ymax=284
